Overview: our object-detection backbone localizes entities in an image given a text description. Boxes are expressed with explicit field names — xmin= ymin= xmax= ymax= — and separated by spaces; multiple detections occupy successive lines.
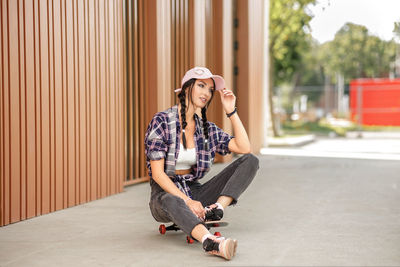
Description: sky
xmin=309 ymin=0 xmax=400 ymax=44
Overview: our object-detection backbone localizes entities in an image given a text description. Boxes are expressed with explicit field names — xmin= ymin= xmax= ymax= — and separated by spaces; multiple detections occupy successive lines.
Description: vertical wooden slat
xmin=39 ymin=0 xmax=51 ymax=215
xmin=117 ymin=0 xmax=121 ymax=191
xmin=102 ymin=0 xmax=107 ymax=197
xmin=127 ymin=0 xmax=133 ymax=182
xmin=53 ymin=0 xmax=63 ymax=211
xmin=184 ymin=0 xmax=188 ymax=70
xmin=84 ymin=0 xmax=90 ymax=201
xmin=88 ymin=0 xmax=97 ymax=201
xmin=2 ymin=0 xmax=11 ymax=225
xmin=109 ymin=0 xmax=116 ymax=194
xmin=95 ymin=0 xmax=100 ymax=200
xmin=98 ymin=0 xmax=105 ymax=198
xmin=104 ymin=0 xmax=109 ymax=196
xmin=9 ymin=0 xmax=21 ymax=223
xmin=18 ymin=0 xmax=27 ymax=221
xmin=0 ymin=0 xmax=4 ymax=226
xmin=48 ymin=0 xmax=55 ymax=213
xmin=133 ymin=0 xmax=138 ymax=179
xmin=136 ymin=0 xmax=140 ymax=180
xmin=77 ymin=0 xmax=87 ymax=204
xmin=119 ymin=0 xmax=123 ymax=189
xmin=61 ymin=0 xmax=68 ymax=209
xmin=25 ymin=0 xmax=36 ymax=219
xmin=171 ymin=0 xmax=176 ymax=104
xmin=139 ymin=0 xmax=144 ymax=177
xmin=65 ymin=0 xmax=75 ymax=207
xmin=72 ymin=0 xmax=78 ymax=205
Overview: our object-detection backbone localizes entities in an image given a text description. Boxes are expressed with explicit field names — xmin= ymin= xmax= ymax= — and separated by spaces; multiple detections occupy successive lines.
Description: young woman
xmin=145 ymin=67 xmax=259 ymax=260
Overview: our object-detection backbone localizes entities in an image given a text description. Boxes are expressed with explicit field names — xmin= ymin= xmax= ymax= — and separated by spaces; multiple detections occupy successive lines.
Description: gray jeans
xmin=149 ymin=153 xmax=259 ymax=236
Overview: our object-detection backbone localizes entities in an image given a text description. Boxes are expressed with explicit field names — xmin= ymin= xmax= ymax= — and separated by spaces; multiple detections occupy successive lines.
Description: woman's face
xmin=189 ymin=78 xmax=214 ymax=109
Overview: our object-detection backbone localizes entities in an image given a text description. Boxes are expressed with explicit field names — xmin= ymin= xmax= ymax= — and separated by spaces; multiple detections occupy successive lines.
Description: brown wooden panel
xmin=17 ymin=0 xmax=26 ymax=221
xmin=39 ymin=0 xmax=51 ymax=215
xmin=83 ymin=0 xmax=90 ymax=201
xmin=53 ymin=0 xmax=64 ymax=211
xmin=133 ymin=0 xmax=139 ymax=180
xmin=0 ymin=0 xmax=125 ymax=226
xmin=88 ymin=0 xmax=97 ymax=202
xmin=139 ymin=0 xmax=145 ymax=177
xmin=34 ymin=0 xmax=41 ymax=213
xmin=47 ymin=0 xmax=55 ymax=213
xmin=24 ymin=0 xmax=37 ymax=219
xmin=105 ymin=0 xmax=110 ymax=196
xmin=61 ymin=0 xmax=68 ymax=209
xmin=0 ymin=0 xmax=4 ymax=226
xmin=71 ymin=0 xmax=78 ymax=205
xmin=127 ymin=0 xmax=134 ymax=182
xmin=2 ymin=0 xmax=11 ymax=225
xmin=65 ymin=0 xmax=76 ymax=207
xmin=118 ymin=0 xmax=124 ymax=191
xmin=9 ymin=0 xmax=22 ymax=223
xmin=77 ymin=0 xmax=86 ymax=204
xmin=97 ymin=0 xmax=105 ymax=199
xmin=109 ymin=0 xmax=116 ymax=195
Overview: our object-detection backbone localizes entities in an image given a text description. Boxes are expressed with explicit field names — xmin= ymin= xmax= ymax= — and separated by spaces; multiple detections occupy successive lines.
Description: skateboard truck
xmin=158 ymin=221 xmax=228 ymax=244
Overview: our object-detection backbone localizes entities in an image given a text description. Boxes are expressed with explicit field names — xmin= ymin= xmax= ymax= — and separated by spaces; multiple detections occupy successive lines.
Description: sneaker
xmin=205 ymin=204 xmax=224 ymax=221
xmin=202 ymin=236 xmax=238 ymax=260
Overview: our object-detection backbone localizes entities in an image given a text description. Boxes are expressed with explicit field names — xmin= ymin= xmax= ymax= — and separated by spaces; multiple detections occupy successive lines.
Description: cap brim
xmin=211 ymin=75 xmax=225 ymax=91
xmin=174 ymin=74 xmax=225 ymax=93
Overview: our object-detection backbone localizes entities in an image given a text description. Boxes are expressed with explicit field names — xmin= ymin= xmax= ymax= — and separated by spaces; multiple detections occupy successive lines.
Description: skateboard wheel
xmin=214 ymin=231 xmax=221 ymax=237
xmin=213 ymin=223 xmax=220 ymax=227
xmin=186 ymin=236 xmax=194 ymax=244
xmin=159 ymin=224 xmax=166 ymax=235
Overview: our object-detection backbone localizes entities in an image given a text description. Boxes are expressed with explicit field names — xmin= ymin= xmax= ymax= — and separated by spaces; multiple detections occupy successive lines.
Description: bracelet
xmin=226 ymin=107 xmax=237 ymax=118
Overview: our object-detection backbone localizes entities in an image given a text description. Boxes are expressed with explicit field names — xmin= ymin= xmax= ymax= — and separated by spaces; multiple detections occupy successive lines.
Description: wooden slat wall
xmin=124 ymin=0 xmax=149 ymax=185
xmin=236 ymin=0 xmax=266 ymax=153
xmin=205 ymin=0 xmax=234 ymax=163
xmin=0 ymin=0 xmax=125 ymax=226
xmin=125 ymin=0 xmax=193 ymax=184
xmin=171 ymin=0 xmax=191 ymax=104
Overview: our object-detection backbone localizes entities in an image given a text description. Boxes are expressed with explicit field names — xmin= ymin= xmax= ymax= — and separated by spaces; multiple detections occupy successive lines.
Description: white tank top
xmin=175 ymin=143 xmax=196 ymax=170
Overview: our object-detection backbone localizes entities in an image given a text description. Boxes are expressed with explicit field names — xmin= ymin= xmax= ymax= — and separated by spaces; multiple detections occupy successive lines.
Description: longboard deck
xmin=159 ymin=220 xmax=228 ymax=234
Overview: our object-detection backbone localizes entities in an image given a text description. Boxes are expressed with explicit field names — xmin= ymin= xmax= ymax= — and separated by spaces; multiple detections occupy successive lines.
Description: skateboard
xmin=158 ymin=220 xmax=229 ymax=244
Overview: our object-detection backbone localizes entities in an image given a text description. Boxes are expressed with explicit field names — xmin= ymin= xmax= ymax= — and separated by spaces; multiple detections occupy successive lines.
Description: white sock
xmin=215 ymin=202 xmax=224 ymax=211
xmin=201 ymin=233 xmax=214 ymax=243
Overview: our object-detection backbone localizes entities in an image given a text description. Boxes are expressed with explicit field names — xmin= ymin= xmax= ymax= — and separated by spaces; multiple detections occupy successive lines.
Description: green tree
xmin=269 ymin=0 xmax=316 ymax=136
xmin=320 ymin=22 xmax=396 ymax=83
xmin=394 ymin=20 xmax=400 ymax=40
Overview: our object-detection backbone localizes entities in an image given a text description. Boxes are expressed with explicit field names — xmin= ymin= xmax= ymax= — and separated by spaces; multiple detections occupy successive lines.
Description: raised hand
xmin=218 ymin=88 xmax=236 ymax=114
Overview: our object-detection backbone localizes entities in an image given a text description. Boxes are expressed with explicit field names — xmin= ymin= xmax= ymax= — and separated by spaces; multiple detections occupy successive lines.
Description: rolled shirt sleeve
xmin=145 ymin=115 xmax=168 ymax=161
xmin=215 ymin=125 xmax=234 ymax=156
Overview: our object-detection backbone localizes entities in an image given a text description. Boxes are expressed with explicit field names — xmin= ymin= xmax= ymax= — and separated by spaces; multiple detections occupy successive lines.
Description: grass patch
xmin=282 ymin=120 xmax=356 ymax=137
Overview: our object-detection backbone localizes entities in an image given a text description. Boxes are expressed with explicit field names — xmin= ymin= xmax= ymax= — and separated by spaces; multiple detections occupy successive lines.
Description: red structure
xmin=350 ymin=78 xmax=400 ymax=126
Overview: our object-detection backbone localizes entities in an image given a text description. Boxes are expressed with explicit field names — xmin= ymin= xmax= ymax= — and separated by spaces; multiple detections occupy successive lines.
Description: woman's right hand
xmin=185 ymin=199 xmax=205 ymax=220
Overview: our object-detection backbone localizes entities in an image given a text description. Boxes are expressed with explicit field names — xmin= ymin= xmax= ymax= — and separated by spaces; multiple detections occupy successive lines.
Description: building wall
xmin=0 ymin=0 xmax=125 ymax=226
xmin=0 ymin=0 xmax=269 ymax=226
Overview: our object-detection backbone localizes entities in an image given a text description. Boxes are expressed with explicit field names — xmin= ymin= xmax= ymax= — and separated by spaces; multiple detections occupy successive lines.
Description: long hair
xmin=178 ymin=78 xmax=215 ymax=151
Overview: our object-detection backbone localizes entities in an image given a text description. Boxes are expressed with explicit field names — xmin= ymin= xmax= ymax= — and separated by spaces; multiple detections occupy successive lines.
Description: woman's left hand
xmin=218 ymin=88 xmax=236 ymax=114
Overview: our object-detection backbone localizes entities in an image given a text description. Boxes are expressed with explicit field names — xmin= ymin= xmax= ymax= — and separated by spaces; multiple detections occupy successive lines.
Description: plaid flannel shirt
xmin=144 ymin=105 xmax=234 ymax=198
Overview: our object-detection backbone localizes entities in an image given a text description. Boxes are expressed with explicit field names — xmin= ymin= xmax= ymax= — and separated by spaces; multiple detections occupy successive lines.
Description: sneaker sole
xmin=221 ymin=238 xmax=236 ymax=260
xmin=233 ymin=239 xmax=238 ymax=256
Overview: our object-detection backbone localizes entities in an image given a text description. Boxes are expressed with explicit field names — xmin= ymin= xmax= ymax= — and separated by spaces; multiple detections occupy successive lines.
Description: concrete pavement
xmin=1 ymin=151 xmax=400 ymax=266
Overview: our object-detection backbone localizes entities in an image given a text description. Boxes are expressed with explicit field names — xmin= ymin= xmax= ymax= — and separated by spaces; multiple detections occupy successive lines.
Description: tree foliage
xmin=268 ymin=0 xmax=316 ymax=136
xmin=320 ymin=23 xmax=396 ymax=83
xmin=394 ymin=20 xmax=400 ymax=40
xmin=270 ymin=0 xmax=316 ymax=86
